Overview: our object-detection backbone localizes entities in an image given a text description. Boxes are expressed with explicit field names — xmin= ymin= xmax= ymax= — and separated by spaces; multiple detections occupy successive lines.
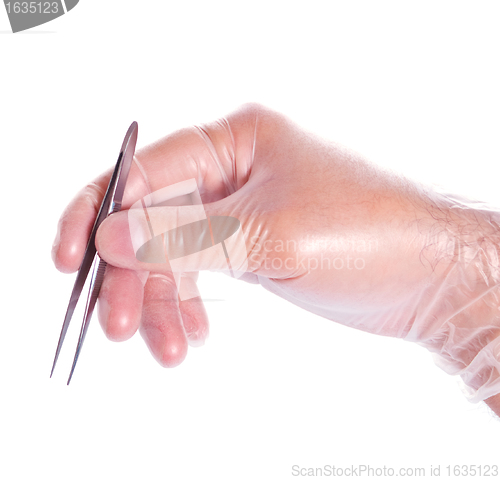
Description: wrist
xmin=410 ymin=189 xmax=500 ymax=403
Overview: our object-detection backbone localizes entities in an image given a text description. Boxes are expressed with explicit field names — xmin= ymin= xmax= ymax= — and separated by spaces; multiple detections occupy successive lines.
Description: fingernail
xmin=127 ymin=208 xmax=153 ymax=255
xmin=187 ymin=331 xmax=206 ymax=347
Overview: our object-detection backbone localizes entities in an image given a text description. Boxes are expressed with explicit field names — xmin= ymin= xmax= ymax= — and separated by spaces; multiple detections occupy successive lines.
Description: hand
xmin=52 ymin=104 xmax=500 ymax=411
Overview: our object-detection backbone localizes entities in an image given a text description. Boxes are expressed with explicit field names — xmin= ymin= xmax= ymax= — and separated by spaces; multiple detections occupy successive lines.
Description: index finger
xmin=51 ymin=168 xmax=113 ymax=273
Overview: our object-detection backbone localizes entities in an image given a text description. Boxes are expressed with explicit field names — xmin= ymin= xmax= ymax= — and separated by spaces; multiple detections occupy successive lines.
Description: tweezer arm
xmin=50 ymin=151 xmax=125 ymax=378
xmin=51 ymin=121 xmax=138 ymax=383
xmin=66 ymin=175 xmax=127 ymax=384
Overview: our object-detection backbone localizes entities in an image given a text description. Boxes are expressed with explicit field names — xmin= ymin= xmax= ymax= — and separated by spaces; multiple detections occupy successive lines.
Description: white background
xmin=1 ymin=1 xmax=499 ymax=479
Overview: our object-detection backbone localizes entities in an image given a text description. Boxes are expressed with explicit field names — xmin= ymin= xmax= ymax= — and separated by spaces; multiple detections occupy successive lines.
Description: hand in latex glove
xmin=52 ymin=104 xmax=500 ymax=409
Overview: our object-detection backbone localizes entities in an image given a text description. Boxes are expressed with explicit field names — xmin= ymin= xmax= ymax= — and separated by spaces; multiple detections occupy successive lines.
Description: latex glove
xmin=52 ymin=104 xmax=500 ymax=410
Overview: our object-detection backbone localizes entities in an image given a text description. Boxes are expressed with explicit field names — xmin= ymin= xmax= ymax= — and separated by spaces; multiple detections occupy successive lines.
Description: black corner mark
xmin=64 ymin=0 xmax=78 ymax=12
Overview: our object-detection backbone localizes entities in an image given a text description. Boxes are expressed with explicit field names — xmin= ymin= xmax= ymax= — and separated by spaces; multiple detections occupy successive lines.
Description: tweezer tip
xmin=67 ymin=355 xmax=79 ymax=385
xmin=49 ymin=360 xmax=57 ymax=378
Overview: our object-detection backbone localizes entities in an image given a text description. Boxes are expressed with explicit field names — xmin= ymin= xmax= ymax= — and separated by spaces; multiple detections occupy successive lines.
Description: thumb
xmin=96 ymin=201 xmax=249 ymax=276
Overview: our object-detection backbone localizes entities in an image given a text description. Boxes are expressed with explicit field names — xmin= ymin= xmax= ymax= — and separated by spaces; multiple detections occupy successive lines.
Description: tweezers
xmin=50 ymin=122 xmax=138 ymax=384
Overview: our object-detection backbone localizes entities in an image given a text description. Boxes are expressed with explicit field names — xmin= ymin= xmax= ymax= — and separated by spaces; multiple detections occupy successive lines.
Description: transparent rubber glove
xmin=52 ymin=104 xmax=500 ymax=411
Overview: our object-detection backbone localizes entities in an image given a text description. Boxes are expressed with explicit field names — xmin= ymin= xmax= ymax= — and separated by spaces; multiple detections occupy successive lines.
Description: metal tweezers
xmin=50 ymin=122 xmax=138 ymax=384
